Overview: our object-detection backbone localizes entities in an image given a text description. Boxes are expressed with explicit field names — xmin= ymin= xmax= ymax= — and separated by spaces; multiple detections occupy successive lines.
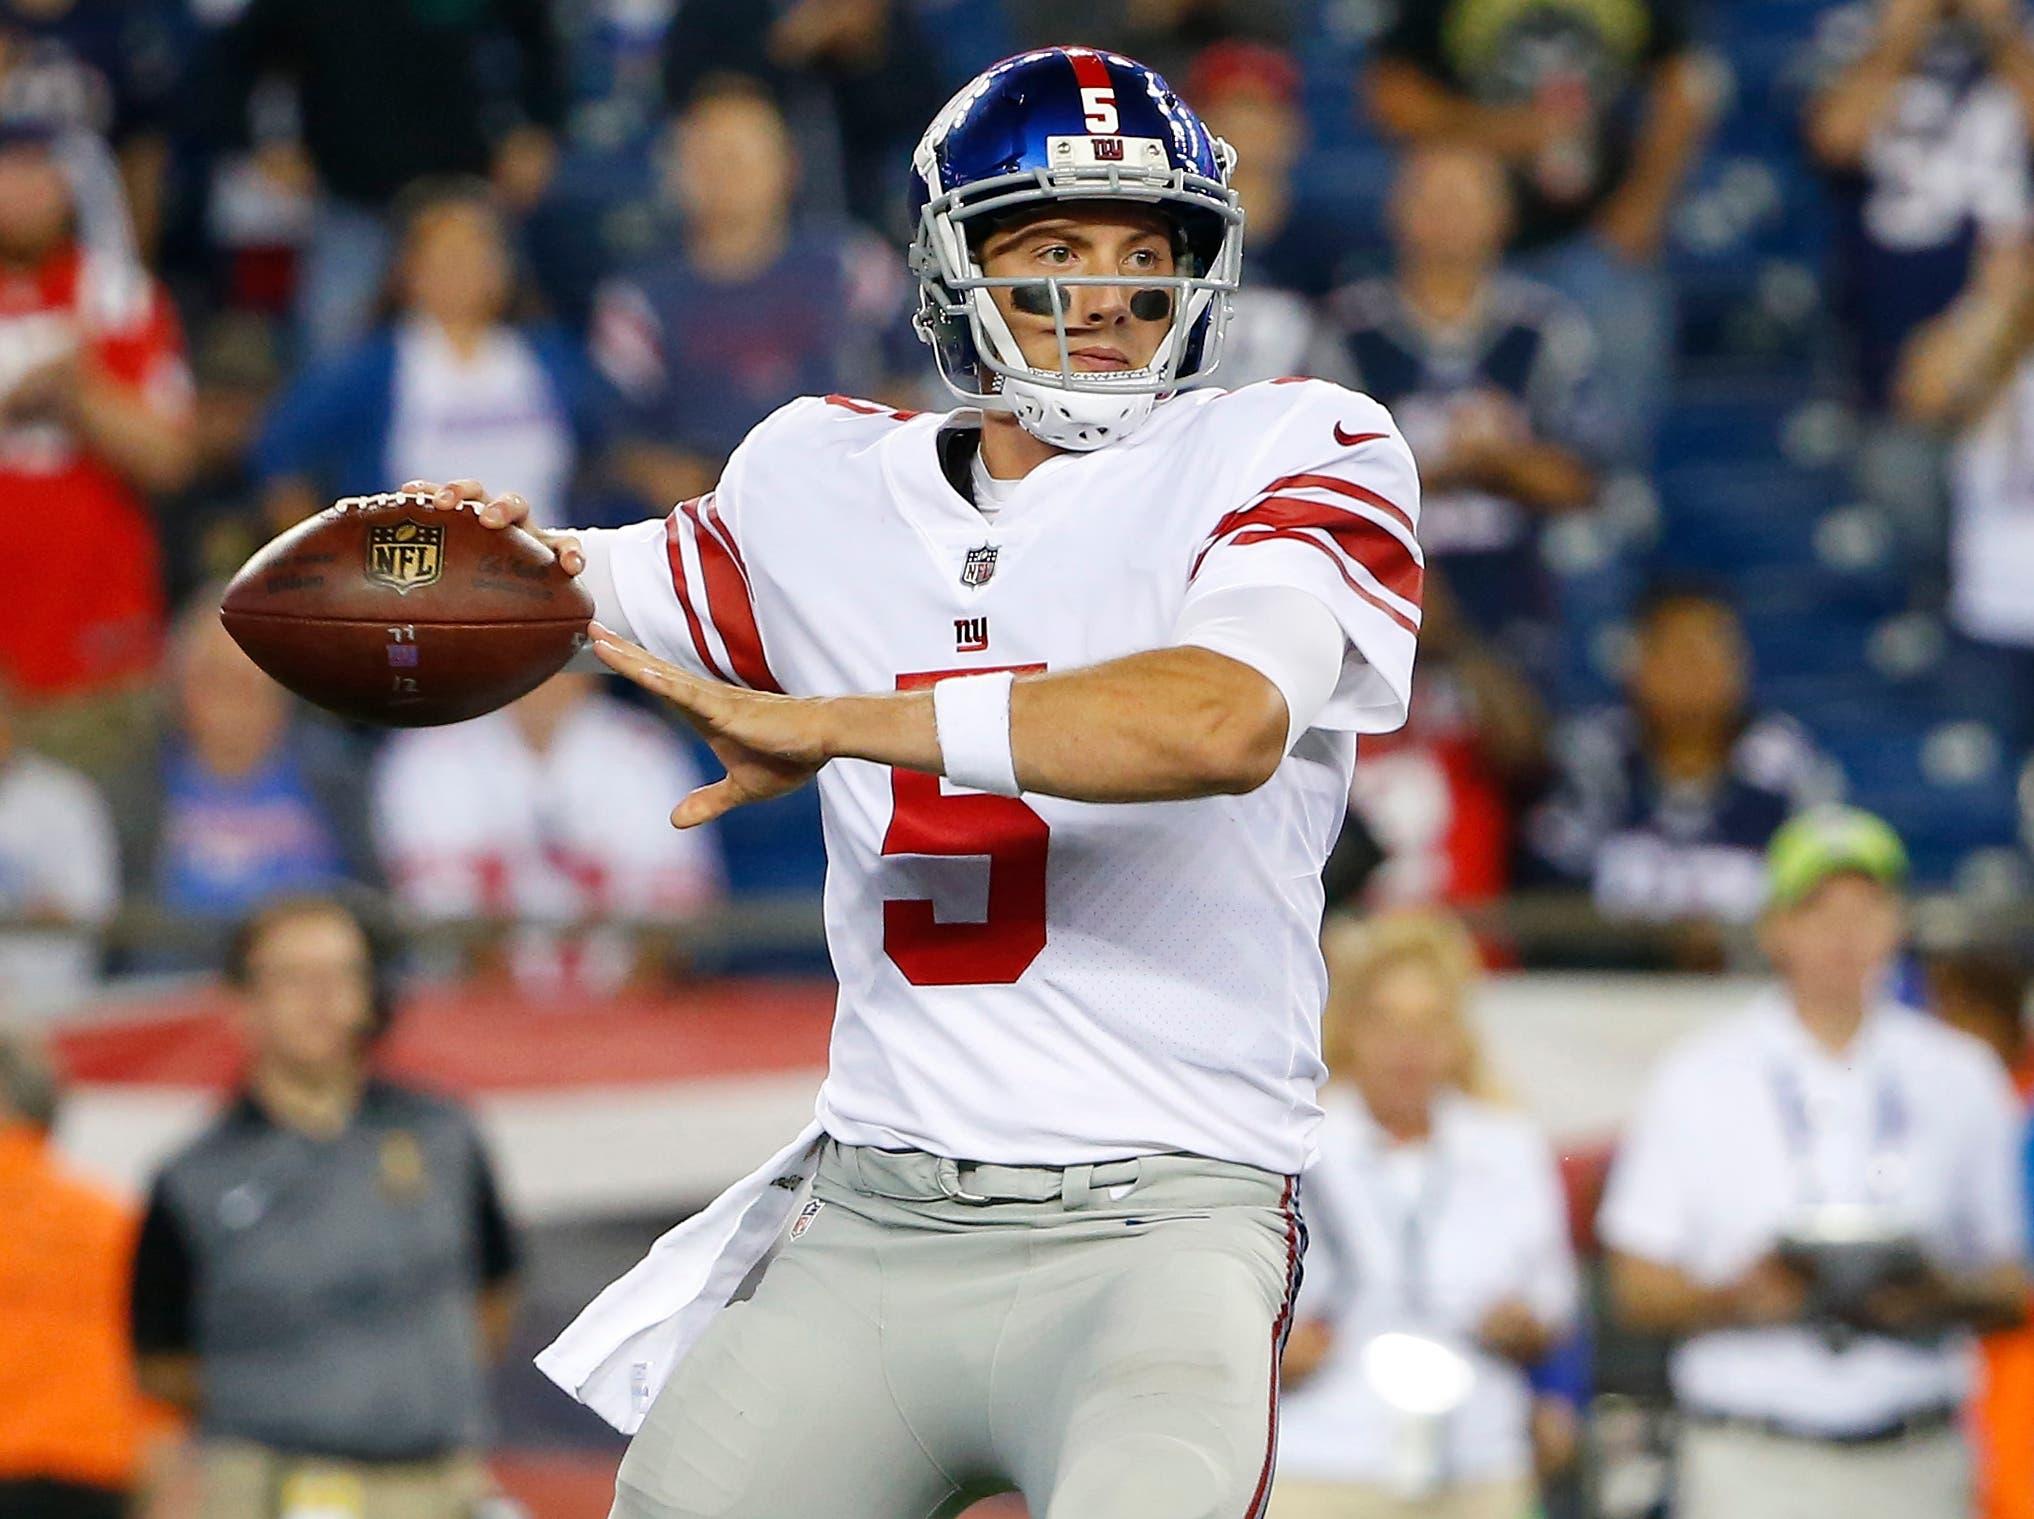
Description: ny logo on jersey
xmin=960 ymin=544 xmax=999 ymax=587
xmin=955 ymin=616 xmax=989 ymax=653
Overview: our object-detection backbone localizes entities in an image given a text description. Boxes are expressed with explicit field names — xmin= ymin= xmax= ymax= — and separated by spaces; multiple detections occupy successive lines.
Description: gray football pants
xmin=611 ymin=1139 xmax=1305 ymax=1519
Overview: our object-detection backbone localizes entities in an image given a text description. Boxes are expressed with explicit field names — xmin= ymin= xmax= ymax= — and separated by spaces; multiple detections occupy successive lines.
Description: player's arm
xmin=586 ymin=617 xmax=1335 ymax=824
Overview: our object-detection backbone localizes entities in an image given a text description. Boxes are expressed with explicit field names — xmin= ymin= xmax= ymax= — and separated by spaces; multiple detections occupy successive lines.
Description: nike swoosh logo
xmin=1334 ymin=424 xmax=1386 ymax=447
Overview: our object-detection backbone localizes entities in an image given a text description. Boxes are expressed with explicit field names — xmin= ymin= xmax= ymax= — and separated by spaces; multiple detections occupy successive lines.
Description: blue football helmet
xmin=909 ymin=47 xmax=1244 ymax=450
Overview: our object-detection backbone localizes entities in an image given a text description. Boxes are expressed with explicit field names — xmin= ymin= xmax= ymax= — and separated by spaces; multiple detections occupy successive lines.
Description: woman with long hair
xmin=1273 ymin=911 xmax=1578 ymax=1519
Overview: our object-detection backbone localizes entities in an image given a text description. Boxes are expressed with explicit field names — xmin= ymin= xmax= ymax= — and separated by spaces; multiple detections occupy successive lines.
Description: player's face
xmin=0 ymin=145 xmax=71 ymax=263
xmin=976 ymin=205 xmax=1179 ymax=374
xmin=1763 ymin=874 xmax=1903 ymax=1001
xmin=238 ymin=909 xmax=377 ymax=1080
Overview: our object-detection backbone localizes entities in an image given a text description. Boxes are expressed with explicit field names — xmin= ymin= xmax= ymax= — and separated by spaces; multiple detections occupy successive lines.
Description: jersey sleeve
xmin=604 ymin=405 xmax=799 ymax=692
xmin=1183 ymin=382 xmax=1423 ymax=736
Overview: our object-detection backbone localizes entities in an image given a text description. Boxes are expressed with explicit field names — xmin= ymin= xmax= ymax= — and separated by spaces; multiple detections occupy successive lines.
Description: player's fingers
xmin=479 ymin=492 xmax=530 ymax=528
xmin=589 ymin=623 xmax=706 ymax=708
xmin=671 ymin=781 xmax=739 ymax=828
xmin=432 ymin=478 xmax=488 ymax=509
xmin=544 ymin=533 xmax=585 ymax=576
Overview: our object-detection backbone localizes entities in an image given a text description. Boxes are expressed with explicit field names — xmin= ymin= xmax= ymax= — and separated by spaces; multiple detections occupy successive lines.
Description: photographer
xmin=1599 ymin=808 xmax=2032 ymax=1519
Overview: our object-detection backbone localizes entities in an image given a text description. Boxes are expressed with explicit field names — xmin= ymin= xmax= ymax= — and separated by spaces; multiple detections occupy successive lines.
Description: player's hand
xmin=399 ymin=477 xmax=585 ymax=578
xmin=588 ymin=621 xmax=824 ymax=826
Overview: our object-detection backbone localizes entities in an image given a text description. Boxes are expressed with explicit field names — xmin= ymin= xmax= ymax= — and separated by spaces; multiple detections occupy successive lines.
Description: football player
xmin=413 ymin=46 xmax=1424 ymax=1519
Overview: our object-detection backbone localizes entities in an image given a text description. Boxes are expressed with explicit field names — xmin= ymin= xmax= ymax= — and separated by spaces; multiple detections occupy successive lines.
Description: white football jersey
xmin=601 ymin=378 xmax=1422 ymax=1173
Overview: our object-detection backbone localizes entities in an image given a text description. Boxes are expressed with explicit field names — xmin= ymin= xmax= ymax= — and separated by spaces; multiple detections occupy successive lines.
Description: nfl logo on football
xmin=961 ymin=544 xmax=999 ymax=587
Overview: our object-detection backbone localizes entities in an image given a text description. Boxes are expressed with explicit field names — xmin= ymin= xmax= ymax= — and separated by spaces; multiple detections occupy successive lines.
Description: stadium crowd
xmin=5 ymin=1 xmax=2034 ymax=1518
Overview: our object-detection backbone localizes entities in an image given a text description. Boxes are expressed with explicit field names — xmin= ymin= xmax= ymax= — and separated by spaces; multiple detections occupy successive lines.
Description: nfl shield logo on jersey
xmin=961 ymin=544 xmax=999 ymax=587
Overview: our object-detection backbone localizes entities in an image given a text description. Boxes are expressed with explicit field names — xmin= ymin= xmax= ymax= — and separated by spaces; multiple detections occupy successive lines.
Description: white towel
xmin=534 ymin=1120 xmax=828 ymax=1433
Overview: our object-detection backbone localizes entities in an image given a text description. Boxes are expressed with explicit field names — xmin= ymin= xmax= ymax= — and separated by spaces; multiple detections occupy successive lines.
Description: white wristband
xmin=933 ymin=671 xmax=1020 ymax=796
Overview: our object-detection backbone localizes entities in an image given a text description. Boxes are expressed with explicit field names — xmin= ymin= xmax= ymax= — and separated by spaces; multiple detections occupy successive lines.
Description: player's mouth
xmin=1068 ymin=344 xmax=1134 ymax=371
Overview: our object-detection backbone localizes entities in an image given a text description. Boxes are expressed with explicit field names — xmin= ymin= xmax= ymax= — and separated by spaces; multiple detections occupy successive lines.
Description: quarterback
xmin=417 ymin=46 xmax=1423 ymax=1519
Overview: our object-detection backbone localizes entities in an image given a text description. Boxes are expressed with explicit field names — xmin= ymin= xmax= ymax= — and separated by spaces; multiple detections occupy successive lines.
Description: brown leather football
xmin=220 ymin=491 xmax=593 ymax=727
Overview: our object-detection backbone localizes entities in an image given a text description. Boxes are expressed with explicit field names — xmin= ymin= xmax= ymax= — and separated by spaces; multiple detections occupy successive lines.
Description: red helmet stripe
xmin=1061 ymin=46 xmax=1114 ymax=93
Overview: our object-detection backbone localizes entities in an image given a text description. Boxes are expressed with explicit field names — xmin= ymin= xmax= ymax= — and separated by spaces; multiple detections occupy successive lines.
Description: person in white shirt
xmin=372 ymin=671 xmax=723 ymax=991
xmin=1599 ymin=805 xmax=2032 ymax=1519
xmin=0 ymin=681 xmax=118 ymax=1008
xmin=1275 ymin=912 xmax=1578 ymax=1519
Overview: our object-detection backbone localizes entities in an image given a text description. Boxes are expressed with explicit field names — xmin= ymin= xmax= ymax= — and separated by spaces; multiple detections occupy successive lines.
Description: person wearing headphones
xmin=129 ymin=891 xmax=520 ymax=1519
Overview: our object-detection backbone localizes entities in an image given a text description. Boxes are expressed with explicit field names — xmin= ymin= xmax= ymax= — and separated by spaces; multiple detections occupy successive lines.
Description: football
xmin=220 ymin=490 xmax=594 ymax=727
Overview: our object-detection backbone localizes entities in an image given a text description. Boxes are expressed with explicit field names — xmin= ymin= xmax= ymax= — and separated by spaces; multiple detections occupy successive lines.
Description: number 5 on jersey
xmin=882 ymin=668 xmax=1047 ymax=987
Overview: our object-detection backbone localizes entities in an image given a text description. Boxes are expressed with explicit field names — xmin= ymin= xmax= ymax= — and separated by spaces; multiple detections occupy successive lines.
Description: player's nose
xmin=1069 ymin=280 xmax=1134 ymax=328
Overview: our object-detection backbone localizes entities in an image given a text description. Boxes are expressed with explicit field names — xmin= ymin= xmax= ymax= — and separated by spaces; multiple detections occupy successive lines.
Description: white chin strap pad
xmin=1002 ymin=376 xmax=1158 ymax=451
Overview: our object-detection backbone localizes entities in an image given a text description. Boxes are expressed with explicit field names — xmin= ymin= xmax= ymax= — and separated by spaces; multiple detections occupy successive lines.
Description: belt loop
xmin=843 ymin=1143 xmax=872 ymax=1197
xmin=1061 ymin=1163 xmax=1095 ymax=1210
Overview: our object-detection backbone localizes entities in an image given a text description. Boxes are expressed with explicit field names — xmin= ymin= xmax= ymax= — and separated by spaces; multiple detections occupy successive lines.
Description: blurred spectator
xmin=107 ymin=596 xmax=373 ymax=936
xmin=1928 ymin=949 xmax=2034 ymax=1519
xmin=372 ymin=671 xmax=723 ymax=992
xmin=1526 ymin=585 xmax=1838 ymax=932
xmin=1342 ymin=574 xmax=1550 ymax=910
xmin=1366 ymin=0 xmax=1714 ymax=459
xmin=0 ymin=677 xmax=115 ymax=1008
xmin=663 ymin=0 xmax=947 ymax=237
xmin=198 ymin=0 xmax=565 ymax=358
xmin=1599 ymin=807 xmax=2031 ymax=1519
xmin=591 ymin=76 xmax=917 ymax=514
xmin=131 ymin=892 xmax=520 ymax=1519
xmin=1315 ymin=143 xmax=1607 ymax=679
xmin=1895 ymin=230 xmax=2034 ymax=730
xmin=254 ymin=180 xmax=607 ymax=531
xmin=1011 ymin=0 xmax=1296 ymax=90
xmin=1182 ymin=41 xmax=1329 ymax=387
xmin=0 ymin=116 xmax=194 ymax=780
xmin=660 ymin=0 xmax=945 ymax=235
xmin=1806 ymin=0 xmax=2034 ymax=417
xmin=156 ymin=312 xmax=284 ymax=605
xmin=0 ymin=0 xmax=177 ymax=255
xmin=0 ymin=1031 xmax=152 ymax=1519
xmin=1276 ymin=912 xmax=1578 ymax=1518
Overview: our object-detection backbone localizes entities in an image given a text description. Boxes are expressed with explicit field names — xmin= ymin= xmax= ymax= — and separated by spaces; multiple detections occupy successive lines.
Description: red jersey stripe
xmin=682 ymin=499 xmax=782 ymax=693
xmin=1261 ymin=471 xmax=1416 ymax=538
xmin=1191 ymin=496 xmax=1424 ymax=611
xmin=663 ymin=505 xmax=733 ymax=685
xmin=1225 ymin=528 xmax=1422 ymax=635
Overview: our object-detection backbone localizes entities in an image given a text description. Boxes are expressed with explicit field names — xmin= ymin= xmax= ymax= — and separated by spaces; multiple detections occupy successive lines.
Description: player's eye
xmin=1035 ymin=244 xmax=1074 ymax=265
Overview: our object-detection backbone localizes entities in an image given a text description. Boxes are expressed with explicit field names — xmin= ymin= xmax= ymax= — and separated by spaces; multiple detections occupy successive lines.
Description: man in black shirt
xmin=1365 ymin=0 xmax=1715 ymax=461
xmin=197 ymin=0 xmax=564 ymax=358
xmin=131 ymin=892 xmax=520 ymax=1519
